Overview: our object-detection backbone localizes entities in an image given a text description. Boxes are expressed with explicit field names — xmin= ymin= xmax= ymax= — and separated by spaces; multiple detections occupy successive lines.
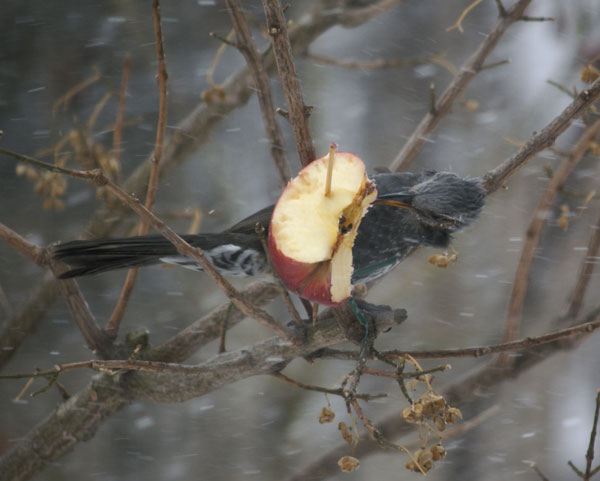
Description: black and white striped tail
xmin=53 ymin=233 xmax=268 ymax=279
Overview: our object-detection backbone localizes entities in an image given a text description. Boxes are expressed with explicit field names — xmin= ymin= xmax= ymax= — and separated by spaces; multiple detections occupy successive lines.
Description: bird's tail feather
xmin=54 ymin=234 xmax=213 ymax=278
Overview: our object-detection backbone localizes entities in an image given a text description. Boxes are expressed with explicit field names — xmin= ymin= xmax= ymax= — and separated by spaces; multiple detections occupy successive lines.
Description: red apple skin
xmin=268 ymin=230 xmax=344 ymax=306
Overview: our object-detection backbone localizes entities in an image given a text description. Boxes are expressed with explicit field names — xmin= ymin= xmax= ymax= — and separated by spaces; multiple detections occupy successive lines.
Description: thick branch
xmin=111 ymin=304 xmax=406 ymax=402
xmin=0 ymin=375 xmax=129 ymax=481
xmin=0 ymin=304 xmax=405 ymax=481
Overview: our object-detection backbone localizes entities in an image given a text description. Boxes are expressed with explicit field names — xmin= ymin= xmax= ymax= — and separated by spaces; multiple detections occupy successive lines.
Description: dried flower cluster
xmin=318 ymin=406 xmax=335 ymax=424
xmin=402 ymin=373 xmax=462 ymax=474
xmin=68 ymin=129 xmax=121 ymax=205
xmin=16 ymin=79 xmax=125 ymax=210
xmin=337 ymin=455 xmax=360 ymax=472
xmin=16 ymin=164 xmax=67 ymax=211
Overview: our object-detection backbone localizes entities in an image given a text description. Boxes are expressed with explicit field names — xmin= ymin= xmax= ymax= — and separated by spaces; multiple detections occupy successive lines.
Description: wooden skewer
xmin=324 ymin=142 xmax=338 ymax=197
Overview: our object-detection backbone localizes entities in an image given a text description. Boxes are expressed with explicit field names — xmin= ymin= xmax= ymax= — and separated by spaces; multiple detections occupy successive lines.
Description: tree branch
xmin=226 ymin=0 xmax=291 ymax=187
xmin=0 ymin=304 xmax=405 ymax=481
xmin=390 ymin=0 xmax=533 ymax=172
xmin=483 ymin=80 xmax=600 ymax=193
xmin=0 ymin=222 xmax=45 ymax=267
xmin=262 ymin=0 xmax=315 ymax=167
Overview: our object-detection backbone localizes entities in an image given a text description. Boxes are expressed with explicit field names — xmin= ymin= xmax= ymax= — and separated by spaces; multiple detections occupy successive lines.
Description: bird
xmin=53 ymin=171 xmax=485 ymax=287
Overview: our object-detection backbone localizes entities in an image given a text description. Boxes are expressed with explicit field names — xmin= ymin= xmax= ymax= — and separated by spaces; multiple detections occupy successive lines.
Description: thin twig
xmin=111 ymin=53 xmax=131 ymax=183
xmin=520 ymin=15 xmax=555 ymax=22
xmin=547 ymin=79 xmax=576 ymax=99
xmin=446 ymin=0 xmax=485 ymax=33
xmin=529 ymin=462 xmax=551 ymax=481
xmin=0 ymin=359 xmax=199 ymax=379
xmin=0 ymin=222 xmax=45 ymax=266
xmin=483 ymin=81 xmax=600 ymax=193
xmin=480 ymin=58 xmax=511 ymax=71
xmin=306 ymin=52 xmax=435 ymax=70
xmin=585 ymin=390 xmax=600 ymax=479
xmin=104 ymin=1 xmax=169 ymax=339
xmin=209 ymin=31 xmax=238 ymax=49
xmin=262 ymin=0 xmax=315 ymax=167
xmin=313 ymin=309 xmax=600 ymax=360
xmin=362 ymin=364 xmax=451 ymax=379
xmin=272 ymin=372 xmax=386 ymax=401
xmin=390 ymin=0 xmax=533 ymax=171
xmin=569 ymin=460 xmax=586 ymax=478
xmin=0 ymin=147 xmax=96 ymax=180
xmin=226 ymin=0 xmax=291 ymax=187
xmin=146 ymin=0 xmax=169 ymax=224
xmin=206 ymin=29 xmax=235 ymax=88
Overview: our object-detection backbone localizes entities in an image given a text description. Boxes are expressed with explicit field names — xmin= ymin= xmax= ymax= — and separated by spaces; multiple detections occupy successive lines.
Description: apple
xmin=268 ymin=146 xmax=377 ymax=306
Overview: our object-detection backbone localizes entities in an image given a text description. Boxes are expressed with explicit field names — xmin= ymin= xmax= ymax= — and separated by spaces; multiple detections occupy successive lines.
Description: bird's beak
xmin=374 ymin=192 xmax=414 ymax=210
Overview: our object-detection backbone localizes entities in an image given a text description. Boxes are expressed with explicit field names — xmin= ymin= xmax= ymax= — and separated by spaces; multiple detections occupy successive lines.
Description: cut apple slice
xmin=268 ymin=148 xmax=377 ymax=306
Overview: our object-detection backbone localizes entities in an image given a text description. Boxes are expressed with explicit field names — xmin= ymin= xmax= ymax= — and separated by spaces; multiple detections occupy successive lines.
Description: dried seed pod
xmin=338 ymin=456 xmax=360 ymax=472
xmin=415 ymin=448 xmax=433 ymax=465
xmin=430 ymin=443 xmax=446 ymax=461
xmin=338 ymin=422 xmax=354 ymax=445
xmin=444 ymin=406 xmax=463 ymax=424
xmin=421 ymin=393 xmax=445 ymax=416
xmin=402 ymin=402 xmax=423 ymax=422
xmin=432 ymin=415 xmax=446 ymax=432
xmin=318 ymin=406 xmax=335 ymax=424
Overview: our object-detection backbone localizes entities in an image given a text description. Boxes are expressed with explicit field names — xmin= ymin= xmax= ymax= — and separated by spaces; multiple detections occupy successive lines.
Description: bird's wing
xmin=226 ymin=205 xmax=275 ymax=234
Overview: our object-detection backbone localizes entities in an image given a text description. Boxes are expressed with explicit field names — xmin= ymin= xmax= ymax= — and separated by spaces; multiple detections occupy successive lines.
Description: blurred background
xmin=1 ymin=0 xmax=600 ymax=480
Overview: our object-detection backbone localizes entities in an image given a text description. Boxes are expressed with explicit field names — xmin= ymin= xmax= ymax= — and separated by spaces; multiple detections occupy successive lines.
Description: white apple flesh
xmin=268 ymin=151 xmax=377 ymax=306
